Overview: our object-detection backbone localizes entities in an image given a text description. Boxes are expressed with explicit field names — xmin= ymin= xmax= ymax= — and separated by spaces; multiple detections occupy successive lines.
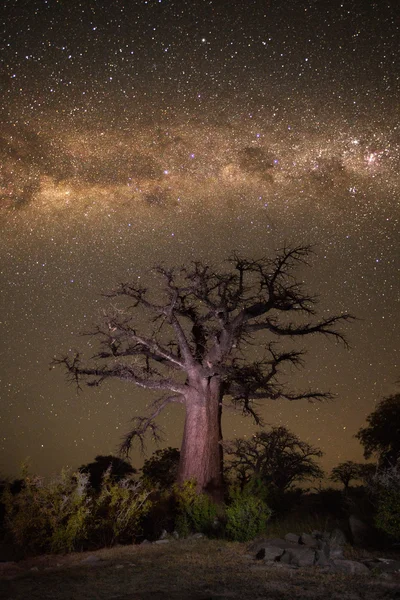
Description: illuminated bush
xmin=173 ymin=480 xmax=218 ymax=537
xmin=225 ymin=481 xmax=272 ymax=542
xmin=372 ymin=465 xmax=400 ymax=540
xmin=2 ymin=466 xmax=151 ymax=555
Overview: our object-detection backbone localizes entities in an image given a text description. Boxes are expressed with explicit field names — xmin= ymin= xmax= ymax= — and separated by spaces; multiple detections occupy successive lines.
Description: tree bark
xmin=177 ymin=376 xmax=224 ymax=502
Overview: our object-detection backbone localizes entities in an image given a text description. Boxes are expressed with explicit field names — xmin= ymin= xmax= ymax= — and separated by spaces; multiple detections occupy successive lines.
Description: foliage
xmin=78 ymin=454 xmax=136 ymax=491
xmin=370 ymin=465 xmax=400 ymax=540
xmin=141 ymin=447 xmax=180 ymax=490
xmin=356 ymin=393 xmax=400 ymax=467
xmin=173 ymin=480 xmax=218 ymax=537
xmin=225 ymin=482 xmax=272 ymax=542
xmin=90 ymin=469 xmax=151 ymax=546
xmin=330 ymin=461 xmax=375 ymax=490
xmin=2 ymin=466 xmax=151 ymax=555
xmin=2 ymin=467 xmax=91 ymax=554
xmin=224 ymin=426 xmax=324 ymax=493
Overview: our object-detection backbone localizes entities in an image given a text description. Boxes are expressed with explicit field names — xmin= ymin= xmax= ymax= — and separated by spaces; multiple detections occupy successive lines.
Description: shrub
xmin=90 ymin=469 xmax=152 ymax=546
xmin=371 ymin=465 xmax=400 ymax=540
xmin=225 ymin=482 xmax=272 ymax=542
xmin=2 ymin=466 xmax=152 ymax=555
xmin=2 ymin=468 xmax=91 ymax=554
xmin=173 ymin=480 xmax=218 ymax=537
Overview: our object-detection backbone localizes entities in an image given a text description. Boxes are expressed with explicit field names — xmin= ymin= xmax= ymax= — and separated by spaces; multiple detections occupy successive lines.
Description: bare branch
xmin=120 ymin=394 xmax=183 ymax=456
xmin=53 ymin=353 xmax=187 ymax=395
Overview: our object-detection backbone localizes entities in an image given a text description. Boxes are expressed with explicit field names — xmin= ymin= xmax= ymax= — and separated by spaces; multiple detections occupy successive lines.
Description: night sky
xmin=1 ymin=0 xmax=399 ymax=480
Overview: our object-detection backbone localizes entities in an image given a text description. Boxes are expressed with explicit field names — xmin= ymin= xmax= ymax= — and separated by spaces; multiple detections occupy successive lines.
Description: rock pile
xmin=248 ymin=530 xmax=400 ymax=576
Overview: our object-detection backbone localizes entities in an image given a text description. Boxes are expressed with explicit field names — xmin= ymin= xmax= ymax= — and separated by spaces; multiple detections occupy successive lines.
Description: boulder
xmin=285 ymin=533 xmax=300 ymax=544
xmin=299 ymin=533 xmax=318 ymax=547
xmin=328 ymin=529 xmax=347 ymax=558
xmin=349 ymin=515 xmax=372 ymax=546
xmin=363 ymin=558 xmax=400 ymax=574
xmin=280 ymin=547 xmax=316 ymax=567
xmin=255 ymin=547 xmax=284 ymax=562
xmin=81 ymin=555 xmax=103 ymax=564
xmin=314 ymin=541 xmax=332 ymax=567
xmin=332 ymin=559 xmax=370 ymax=575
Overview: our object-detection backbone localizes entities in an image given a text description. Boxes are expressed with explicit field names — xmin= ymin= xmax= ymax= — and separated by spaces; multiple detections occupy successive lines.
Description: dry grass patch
xmin=0 ymin=538 xmax=399 ymax=600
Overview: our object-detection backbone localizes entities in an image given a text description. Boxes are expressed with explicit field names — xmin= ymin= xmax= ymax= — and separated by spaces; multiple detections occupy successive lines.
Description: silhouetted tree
xmin=356 ymin=393 xmax=400 ymax=468
xmin=330 ymin=460 xmax=372 ymax=490
xmin=223 ymin=426 xmax=324 ymax=492
xmin=55 ymin=246 xmax=352 ymax=500
xmin=140 ymin=447 xmax=180 ymax=490
xmin=78 ymin=455 xmax=136 ymax=491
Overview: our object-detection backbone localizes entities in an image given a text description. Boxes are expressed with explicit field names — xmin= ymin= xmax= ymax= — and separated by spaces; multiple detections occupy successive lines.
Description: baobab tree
xmin=55 ymin=246 xmax=352 ymax=500
xmin=223 ymin=426 xmax=324 ymax=493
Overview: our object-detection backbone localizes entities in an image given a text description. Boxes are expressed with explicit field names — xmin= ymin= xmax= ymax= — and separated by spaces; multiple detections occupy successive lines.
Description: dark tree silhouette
xmin=356 ymin=393 xmax=400 ymax=467
xmin=329 ymin=460 xmax=374 ymax=490
xmin=78 ymin=455 xmax=136 ymax=491
xmin=55 ymin=246 xmax=352 ymax=500
xmin=223 ymin=426 xmax=324 ymax=492
xmin=140 ymin=447 xmax=180 ymax=490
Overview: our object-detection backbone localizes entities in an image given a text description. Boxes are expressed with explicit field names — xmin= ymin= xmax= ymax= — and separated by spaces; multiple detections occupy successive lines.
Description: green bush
xmin=225 ymin=483 xmax=271 ymax=542
xmin=2 ymin=468 xmax=91 ymax=554
xmin=367 ymin=465 xmax=400 ymax=540
xmin=2 ymin=466 xmax=152 ymax=555
xmin=173 ymin=480 xmax=218 ymax=537
xmin=91 ymin=469 xmax=152 ymax=546
xmin=375 ymin=488 xmax=400 ymax=539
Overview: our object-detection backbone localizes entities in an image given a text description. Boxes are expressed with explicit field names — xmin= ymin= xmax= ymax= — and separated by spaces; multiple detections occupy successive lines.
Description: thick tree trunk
xmin=177 ymin=376 xmax=224 ymax=502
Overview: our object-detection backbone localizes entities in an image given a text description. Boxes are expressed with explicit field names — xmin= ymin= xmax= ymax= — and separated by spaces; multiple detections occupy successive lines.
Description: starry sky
xmin=0 ymin=0 xmax=399 ymax=480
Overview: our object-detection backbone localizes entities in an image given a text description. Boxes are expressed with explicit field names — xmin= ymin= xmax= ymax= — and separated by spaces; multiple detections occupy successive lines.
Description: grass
xmin=1 ymin=538 xmax=399 ymax=600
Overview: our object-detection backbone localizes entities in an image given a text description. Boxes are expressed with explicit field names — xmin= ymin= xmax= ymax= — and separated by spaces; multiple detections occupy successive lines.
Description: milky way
xmin=0 ymin=0 xmax=399 ymax=479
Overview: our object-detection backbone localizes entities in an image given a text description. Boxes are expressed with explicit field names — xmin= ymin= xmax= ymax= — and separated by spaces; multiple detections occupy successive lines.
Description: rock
xmin=191 ymin=533 xmax=204 ymax=539
xmin=172 ymin=530 xmax=179 ymax=539
xmin=159 ymin=529 xmax=169 ymax=540
xmin=256 ymin=547 xmax=284 ymax=562
xmin=285 ymin=533 xmax=300 ymax=544
xmin=299 ymin=533 xmax=317 ymax=547
xmin=155 ymin=539 xmax=170 ymax=544
xmin=280 ymin=547 xmax=316 ymax=567
xmin=30 ymin=566 xmax=39 ymax=572
xmin=141 ymin=539 xmax=152 ymax=545
xmin=330 ymin=528 xmax=347 ymax=546
xmin=332 ymin=559 xmax=370 ymax=575
xmin=249 ymin=538 xmax=300 ymax=555
xmin=349 ymin=515 xmax=372 ymax=546
xmin=81 ymin=555 xmax=102 ymax=564
xmin=115 ymin=564 xmax=124 ymax=569
xmin=363 ymin=558 xmax=400 ymax=573
xmin=315 ymin=541 xmax=332 ymax=567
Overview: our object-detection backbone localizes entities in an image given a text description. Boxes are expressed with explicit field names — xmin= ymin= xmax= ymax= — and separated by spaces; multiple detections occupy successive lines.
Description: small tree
xmin=140 ymin=447 xmax=180 ymax=490
xmin=330 ymin=461 xmax=365 ymax=490
xmin=223 ymin=426 xmax=324 ymax=493
xmin=356 ymin=394 xmax=400 ymax=468
xmin=55 ymin=247 xmax=351 ymax=500
xmin=78 ymin=455 xmax=136 ymax=492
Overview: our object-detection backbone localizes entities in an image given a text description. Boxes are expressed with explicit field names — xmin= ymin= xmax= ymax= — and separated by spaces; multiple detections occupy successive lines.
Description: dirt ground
xmin=0 ymin=538 xmax=399 ymax=600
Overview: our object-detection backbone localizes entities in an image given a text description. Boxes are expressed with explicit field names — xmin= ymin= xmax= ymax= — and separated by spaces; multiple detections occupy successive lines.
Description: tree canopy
xmin=78 ymin=455 xmax=136 ymax=491
xmin=55 ymin=246 xmax=352 ymax=499
xmin=223 ymin=426 xmax=324 ymax=492
xmin=140 ymin=447 xmax=180 ymax=490
xmin=329 ymin=460 xmax=375 ymax=490
xmin=356 ymin=393 xmax=400 ymax=467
